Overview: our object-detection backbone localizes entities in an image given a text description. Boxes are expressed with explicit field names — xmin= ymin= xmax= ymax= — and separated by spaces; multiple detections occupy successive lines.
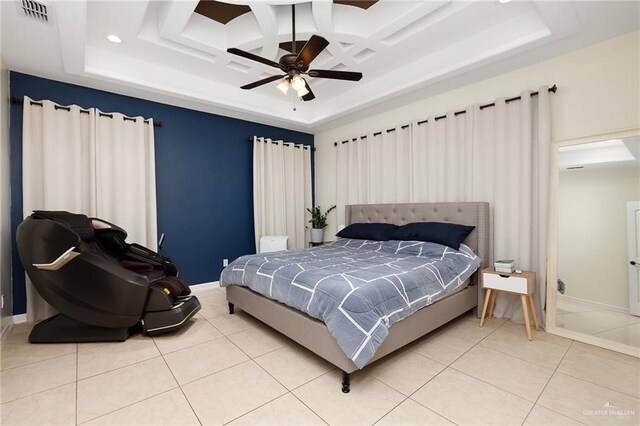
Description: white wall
xmin=315 ymin=31 xmax=640 ymax=235
xmin=558 ymin=166 xmax=640 ymax=310
xmin=0 ymin=1 xmax=13 ymax=335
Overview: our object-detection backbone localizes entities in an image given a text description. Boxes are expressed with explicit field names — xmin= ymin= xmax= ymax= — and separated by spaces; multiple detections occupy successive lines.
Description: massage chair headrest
xmin=31 ymin=211 xmax=129 ymax=256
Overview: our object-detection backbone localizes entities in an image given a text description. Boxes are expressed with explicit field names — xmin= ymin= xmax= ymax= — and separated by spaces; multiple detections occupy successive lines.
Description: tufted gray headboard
xmin=345 ymin=202 xmax=490 ymax=308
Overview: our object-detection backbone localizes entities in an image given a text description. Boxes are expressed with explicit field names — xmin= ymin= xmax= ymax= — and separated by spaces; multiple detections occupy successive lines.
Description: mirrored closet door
xmin=548 ymin=130 xmax=640 ymax=356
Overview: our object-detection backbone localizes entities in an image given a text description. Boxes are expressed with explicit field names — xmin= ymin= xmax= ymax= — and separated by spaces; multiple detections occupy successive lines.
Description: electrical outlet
xmin=223 ymin=258 xmax=229 ymax=267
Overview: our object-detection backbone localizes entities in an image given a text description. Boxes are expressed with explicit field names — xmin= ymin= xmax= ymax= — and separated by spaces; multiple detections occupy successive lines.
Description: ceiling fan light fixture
xmin=296 ymin=83 xmax=310 ymax=98
xmin=276 ymin=78 xmax=290 ymax=95
xmin=291 ymin=74 xmax=306 ymax=91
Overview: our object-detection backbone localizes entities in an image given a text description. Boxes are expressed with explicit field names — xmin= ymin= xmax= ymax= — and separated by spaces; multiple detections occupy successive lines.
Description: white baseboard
xmin=12 ymin=313 xmax=27 ymax=324
xmin=1 ymin=317 xmax=14 ymax=343
xmin=190 ymin=281 xmax=220 ymax=292
xmin=558 ymin=294 xmax=629 ymax=315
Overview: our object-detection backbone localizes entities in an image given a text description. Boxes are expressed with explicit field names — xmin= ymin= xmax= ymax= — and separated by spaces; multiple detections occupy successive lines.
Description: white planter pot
xmin=310 ymin=228 xmax=324 ymax=243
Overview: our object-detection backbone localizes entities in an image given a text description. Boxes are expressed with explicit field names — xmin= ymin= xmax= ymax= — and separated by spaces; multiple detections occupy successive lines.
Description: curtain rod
xmin=333 ymin=84 xmax=557 ymax=146
xmin=248 ymin=136 xmax=316 ymax=151
xmin=10 ymin=96 xmax=163 ymax=128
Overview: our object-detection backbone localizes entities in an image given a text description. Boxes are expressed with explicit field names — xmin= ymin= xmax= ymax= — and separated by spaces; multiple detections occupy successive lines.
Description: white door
xmin=628 ymin=201 xmax=640 ymax=316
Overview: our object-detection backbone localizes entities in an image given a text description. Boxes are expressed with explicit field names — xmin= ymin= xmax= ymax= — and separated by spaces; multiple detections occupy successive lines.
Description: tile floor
xmin=557 ymin=299 xmax=640 ymax=348
xmin=1 ymin=285 xmax=639 ymax=426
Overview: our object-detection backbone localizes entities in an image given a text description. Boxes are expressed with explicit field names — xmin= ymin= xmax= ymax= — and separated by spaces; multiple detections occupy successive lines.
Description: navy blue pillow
xmin=336 ymin=223 xmax=400 ymax=241
xmin=391 ymin=222 xmax=475 ymax=250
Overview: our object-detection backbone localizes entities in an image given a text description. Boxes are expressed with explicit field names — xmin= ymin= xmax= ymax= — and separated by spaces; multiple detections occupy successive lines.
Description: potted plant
xmin=307 ymin=205 xmax=336 ymax=243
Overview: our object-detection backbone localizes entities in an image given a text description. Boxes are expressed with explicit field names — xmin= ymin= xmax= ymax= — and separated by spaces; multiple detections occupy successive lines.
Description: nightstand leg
xmin=527 ymin=295 xmax=540 ymax=331
xmin=520 ymin=295 xmax=532 ymax=340
xmin=488 ymin=291 xmax=497 ymax=319
xmin=480 ymin=289 xmax=492 ymax=327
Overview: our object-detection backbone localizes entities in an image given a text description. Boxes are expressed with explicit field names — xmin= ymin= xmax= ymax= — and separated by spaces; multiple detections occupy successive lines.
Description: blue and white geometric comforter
xmin=220 ymin=239 xmax=481 ymax=368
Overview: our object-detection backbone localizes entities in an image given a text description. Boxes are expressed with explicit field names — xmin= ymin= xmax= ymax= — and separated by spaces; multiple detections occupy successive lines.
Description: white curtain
xmin=411 ymin=108 xmax=475 ymax=202
xmin=95 ymin=111 xmax=157 ymax=249
xmin=472 ymin=90 xmax=551 ymax=323
xmin=335 ymin=87 xmax=551 ymax=323
xmin=22 ymin=98 xmax=96 ymax=322
xmin=22 ymin=97 xmax=157 ymax=322
xmin=336 ymin=125 xmax=412 ymax=220
xmin=253 ymin=137 xmax=312 ymax=251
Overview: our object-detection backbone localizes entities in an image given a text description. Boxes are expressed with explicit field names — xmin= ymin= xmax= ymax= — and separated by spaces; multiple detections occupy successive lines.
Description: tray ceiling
xmin=1 ymin=1 xmax=638 ymax=132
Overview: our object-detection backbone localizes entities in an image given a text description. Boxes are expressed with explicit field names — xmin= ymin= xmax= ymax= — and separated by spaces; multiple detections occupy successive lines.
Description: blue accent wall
xmin=9 ymin=71 xmax=313 ymax=315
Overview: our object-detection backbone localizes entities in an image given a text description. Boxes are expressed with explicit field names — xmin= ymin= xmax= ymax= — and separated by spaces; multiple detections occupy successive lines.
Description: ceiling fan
xmin=226 ymin=4 xmax=363 ymax=101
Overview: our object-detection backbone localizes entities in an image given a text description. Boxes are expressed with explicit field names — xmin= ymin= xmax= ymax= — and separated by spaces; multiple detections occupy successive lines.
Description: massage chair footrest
xmin=142 ymin=295 xmax=201 ymax=336
xmin=29 ymin=313 xmax=131 ymax=343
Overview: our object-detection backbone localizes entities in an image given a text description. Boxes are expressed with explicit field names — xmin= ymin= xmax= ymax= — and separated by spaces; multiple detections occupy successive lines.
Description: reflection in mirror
xmin=556 ymin=135 xmax=640 ymax=349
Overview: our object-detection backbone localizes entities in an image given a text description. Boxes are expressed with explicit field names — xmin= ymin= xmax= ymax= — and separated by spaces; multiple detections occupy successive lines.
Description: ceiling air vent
xmin=19 ymin=0 xmax=50 ymax=23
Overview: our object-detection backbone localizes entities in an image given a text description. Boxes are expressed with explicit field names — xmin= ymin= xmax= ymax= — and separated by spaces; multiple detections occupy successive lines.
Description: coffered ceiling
xmin=1 ymin=1 xmax=638 ymax=132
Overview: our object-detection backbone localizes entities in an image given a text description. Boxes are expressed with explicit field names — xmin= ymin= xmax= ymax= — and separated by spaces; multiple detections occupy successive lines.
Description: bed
xmin=222 ymin=202 xmax=489 ymax=392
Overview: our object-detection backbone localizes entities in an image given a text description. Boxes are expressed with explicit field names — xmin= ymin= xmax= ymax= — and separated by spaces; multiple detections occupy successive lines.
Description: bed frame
xmin=226 ymin=202 xmax=490 ymax=392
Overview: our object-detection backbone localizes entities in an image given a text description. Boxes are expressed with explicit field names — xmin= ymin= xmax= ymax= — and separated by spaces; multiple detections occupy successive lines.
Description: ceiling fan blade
xmin=307 ymin=69 xmax=363 ymax=81
xmin=227 ymin=48 xmax=285 ymax=71
xmin=240 ymin=75 xmax=285 ymax=90
xmin=294 ymin=35 xmax=329 ymax=70
xmin=301 ymin=81 xmax=315 ymax=101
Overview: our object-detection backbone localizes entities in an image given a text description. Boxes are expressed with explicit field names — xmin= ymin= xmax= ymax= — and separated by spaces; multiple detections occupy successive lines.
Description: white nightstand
xmin=480 ymin=267 xmax=540 ymax=340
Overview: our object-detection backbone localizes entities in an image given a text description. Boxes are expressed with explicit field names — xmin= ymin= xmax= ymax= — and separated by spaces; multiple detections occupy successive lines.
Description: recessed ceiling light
xmin=498 ymin=0 xmax=512 ymax=3
xmin=107 ymin=34 xmax=122 ymax=44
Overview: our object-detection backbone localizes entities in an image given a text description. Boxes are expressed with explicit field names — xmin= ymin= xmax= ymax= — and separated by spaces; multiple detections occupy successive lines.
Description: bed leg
xmin=341 ymin=371 xmax=351 ymax=393
xmin=228 ymin=302 xmax=235 ymax=314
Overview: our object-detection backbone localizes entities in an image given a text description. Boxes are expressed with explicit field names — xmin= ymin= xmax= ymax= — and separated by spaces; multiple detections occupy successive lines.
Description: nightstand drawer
xmin=483 ymin=273 xmax=529 ymax=294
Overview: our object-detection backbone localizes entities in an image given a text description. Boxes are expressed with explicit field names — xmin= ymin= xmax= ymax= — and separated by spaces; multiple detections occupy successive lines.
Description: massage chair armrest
xmin=28 ymin=250 xmax=151 ymax=328
xmin=127 ymin=243 xmax=178 ymax=276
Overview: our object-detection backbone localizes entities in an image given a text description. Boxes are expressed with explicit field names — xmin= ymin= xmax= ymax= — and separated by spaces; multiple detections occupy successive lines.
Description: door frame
xmin=546 ymin=127 xmax=640 ymax=358
xmin=627 ymin=201 xmax=640 ymax=317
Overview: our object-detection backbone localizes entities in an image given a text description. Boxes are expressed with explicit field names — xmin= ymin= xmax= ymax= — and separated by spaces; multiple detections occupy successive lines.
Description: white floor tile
xmin=452 ymin=346 xmax=554 ymax=401
xmin=441 ymin=314 xmax=498 ymax=343
xmin=1 ymin=353 xmax=76 ymax=404
xmin=1 ymin=330 xmax=76 ymax=371
xmin=182 ymin=360 xmax=287 ymax=425
xmin=538 ymin=373 xmax=640 ymax=426
xmin=163 ymin=337 xmax=249 ymax=385
xmin=3 ymin=299 xmax=640 ymax=426
xmin=206 ymin=311 xmax=259 ymax=335
xmin=412 ymin=368 xmax=533 ymax=425
xmin=196 ymin=289 xmax=231 ymax=320
xmin=410 ymin=329 xmax=476 ymax=365
xmin=77 ymin=334 xmax=160 ymax=379
xmin=228 ymin=393 xmax=325 ymax=425
xmin=227 ymin=324 xmax=290 ymax=358
xmin=0 ymin=383 xmax=76 ymax=425
xmin=377 ymin=398 xmax=454 ymax=425
xmin=77 ymin=357 xmax=177 ymax=423
xmin=558 ymin=342 xmax=640 ymax=398
xmin=293 ymin=370 xmax=405 ymax=426
xmin=479 ymin=322 xmax=570 ymax=369
xmin=84 ymin=388 xmax=200 ymax=425
xmin=524 ymin=405 xmax=585 ymax=426
xmin=254 ymin=344 xmax=334 ymax=390
xmin=365 ymin=350 xmax=445 ymax=396
xmin=497 ymin=320 xmax=572 ymax=348
xmin=152 ymin=315 xmax=222 ymax=355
